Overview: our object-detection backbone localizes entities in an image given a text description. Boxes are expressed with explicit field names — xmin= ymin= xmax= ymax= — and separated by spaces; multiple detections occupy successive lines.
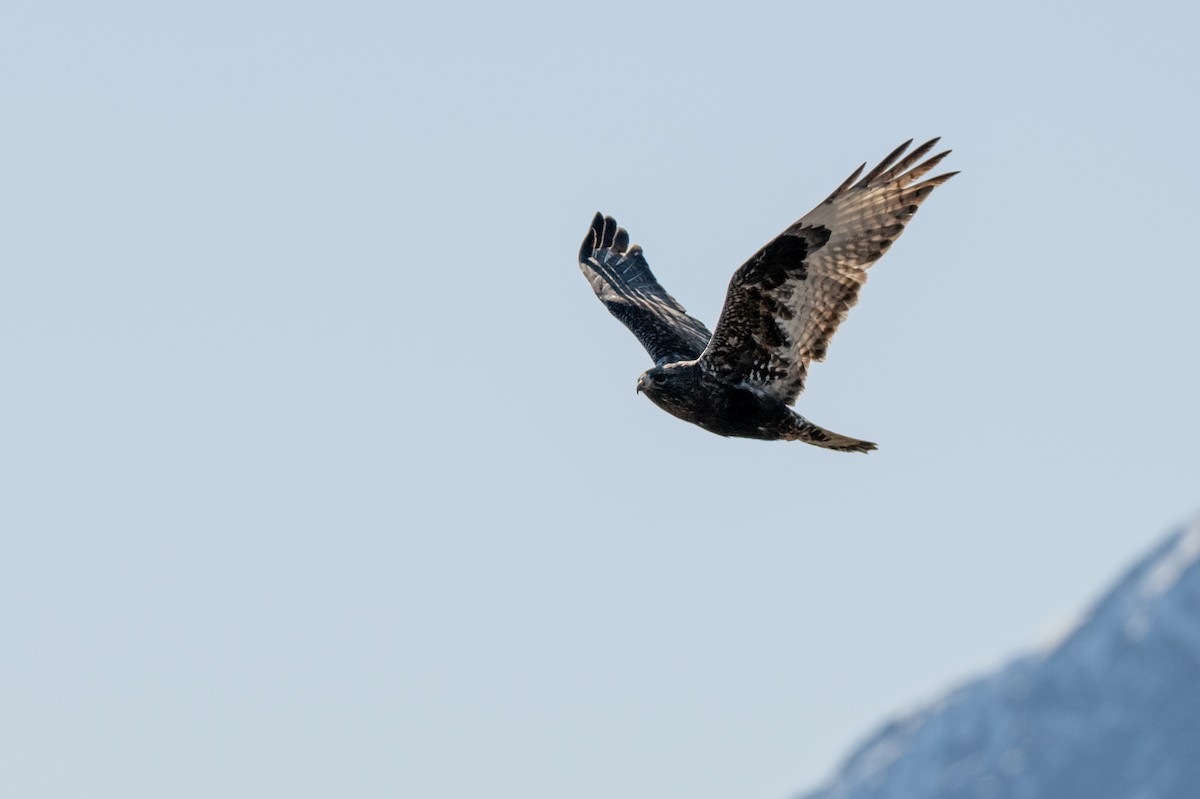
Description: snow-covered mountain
xmin=799 ymin=517 xmax=1200 ymax=799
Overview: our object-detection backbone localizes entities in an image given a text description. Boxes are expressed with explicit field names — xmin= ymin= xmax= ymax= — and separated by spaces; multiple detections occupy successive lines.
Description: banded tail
xmin=787 ymin=415 xmax=877 ymax=453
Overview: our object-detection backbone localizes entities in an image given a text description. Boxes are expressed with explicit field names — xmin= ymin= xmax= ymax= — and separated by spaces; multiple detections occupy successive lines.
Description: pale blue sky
xmin=2 ymin=2 xmax=1198 ymax=798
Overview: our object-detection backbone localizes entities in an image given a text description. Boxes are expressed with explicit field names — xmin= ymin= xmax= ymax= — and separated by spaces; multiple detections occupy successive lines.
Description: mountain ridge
xmin=799 ymin=515 xmax=1200 ymax=799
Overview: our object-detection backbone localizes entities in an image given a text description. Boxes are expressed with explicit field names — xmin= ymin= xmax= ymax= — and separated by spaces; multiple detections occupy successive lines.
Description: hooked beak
xmin=636 ymin=376 xmax=646 ymax=395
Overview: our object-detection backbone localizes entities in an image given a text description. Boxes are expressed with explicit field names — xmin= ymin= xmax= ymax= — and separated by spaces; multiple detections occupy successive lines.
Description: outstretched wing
xmin=578 ymin=212 xmax=712 ymax=365
xmin=698 ymin=138 xmax=957 ymax=403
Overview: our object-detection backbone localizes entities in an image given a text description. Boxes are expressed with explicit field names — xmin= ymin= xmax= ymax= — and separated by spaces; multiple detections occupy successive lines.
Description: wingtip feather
xmin=860 ymin=139 xmax=913 ymax=186
xmin=601 ymin=215 xmax=618 ymax=249
xmin=825 ymin=162 xmax=867 ymax=203
xmin=613 ymin=226 xmax=630 ymax=253
xmin=580 ymin=212 xmax=605 ymax=263
xmin=915 ymin=170 xmax=960 ymax=189
xmin=879 ymin=138 xmax=940 ymax=183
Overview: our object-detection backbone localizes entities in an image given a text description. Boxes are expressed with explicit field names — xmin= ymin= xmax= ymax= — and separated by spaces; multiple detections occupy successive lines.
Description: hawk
xmin=577 ymin=138 xmax=956 ymax=453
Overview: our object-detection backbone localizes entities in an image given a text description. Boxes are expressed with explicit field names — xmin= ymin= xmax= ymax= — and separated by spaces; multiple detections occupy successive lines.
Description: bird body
xmin=578 ymin=139 xmax=956 ymax=453
xmin=636 ymin=362 xmax=873 ymax=451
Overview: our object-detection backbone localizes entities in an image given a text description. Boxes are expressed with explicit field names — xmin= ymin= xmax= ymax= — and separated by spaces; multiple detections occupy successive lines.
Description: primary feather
xmin=578 ymin=213 xmax=711 ymax=365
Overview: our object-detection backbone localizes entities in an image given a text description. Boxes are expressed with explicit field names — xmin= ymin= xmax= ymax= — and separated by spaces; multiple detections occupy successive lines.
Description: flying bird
xmin=577 ymin=138 xmax=957 ymax=453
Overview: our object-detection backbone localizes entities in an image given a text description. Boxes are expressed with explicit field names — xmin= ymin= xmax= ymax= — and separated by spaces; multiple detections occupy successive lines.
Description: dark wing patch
xmin=699 ymin=138 xmax=956 ymax=403
xmin=578 ymin=213 xmax=712 ymax=365
xmin=697 ymin=225 xmax=831 ymax=392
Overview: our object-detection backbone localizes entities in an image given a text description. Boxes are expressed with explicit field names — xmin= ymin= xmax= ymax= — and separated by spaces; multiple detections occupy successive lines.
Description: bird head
xmin=636 ymin=364 xmax=674 ymax=397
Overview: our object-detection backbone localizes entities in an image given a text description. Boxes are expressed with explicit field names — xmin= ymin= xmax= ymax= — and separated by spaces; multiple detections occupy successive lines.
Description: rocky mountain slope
xmin=800 ymin=517 xmax=1200 ymax=799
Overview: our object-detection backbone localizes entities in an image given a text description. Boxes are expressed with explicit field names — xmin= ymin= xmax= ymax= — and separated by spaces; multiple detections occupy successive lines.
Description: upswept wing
xmin=698 ymin=138 xmax=957 ymax=403
xmin=578 ymin=212 xmax=712 ymax=365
